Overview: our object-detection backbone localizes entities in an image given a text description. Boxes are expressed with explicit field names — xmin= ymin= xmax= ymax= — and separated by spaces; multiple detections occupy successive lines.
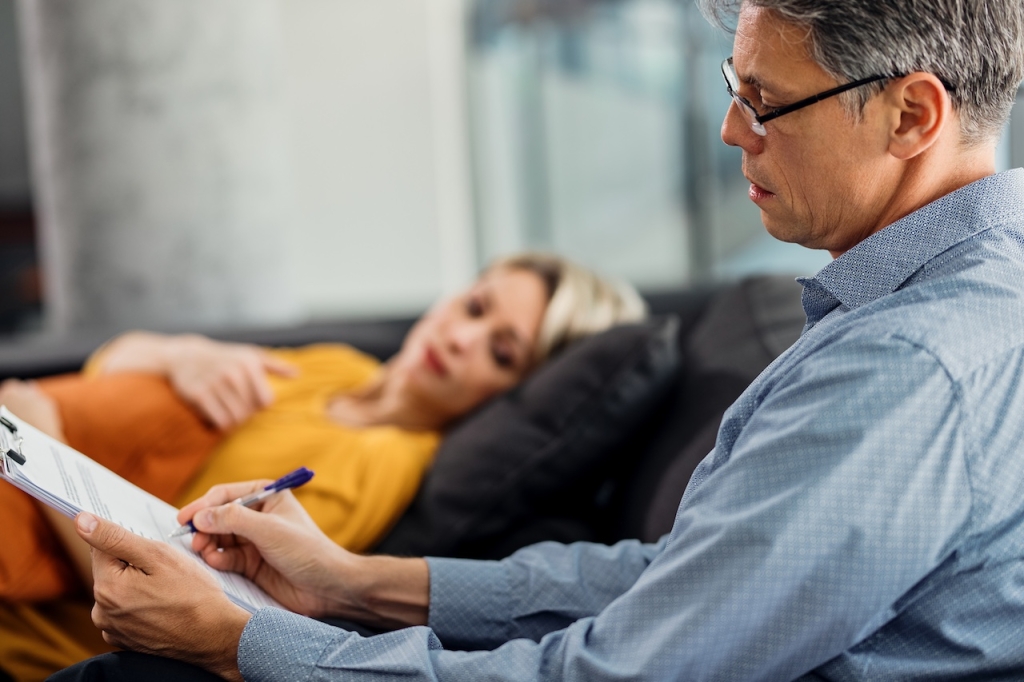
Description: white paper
xmin=0 ymin=407 xmax=282 ymax=613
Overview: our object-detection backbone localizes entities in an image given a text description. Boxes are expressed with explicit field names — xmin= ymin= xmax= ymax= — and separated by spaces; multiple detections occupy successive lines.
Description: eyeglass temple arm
xmin=756 ymin=73 xmax=894 ymax=124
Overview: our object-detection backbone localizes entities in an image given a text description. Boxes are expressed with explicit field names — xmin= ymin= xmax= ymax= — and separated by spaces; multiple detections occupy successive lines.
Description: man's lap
xmin=46 ymin=651 xmax=224 ymax=682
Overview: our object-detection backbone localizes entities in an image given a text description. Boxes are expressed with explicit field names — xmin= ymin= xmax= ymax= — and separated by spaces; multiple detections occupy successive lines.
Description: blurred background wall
xmin=0 ymin=0 xmax=36 ymax=334
xmin=0 ymin=0 xmax=1020 ymax=339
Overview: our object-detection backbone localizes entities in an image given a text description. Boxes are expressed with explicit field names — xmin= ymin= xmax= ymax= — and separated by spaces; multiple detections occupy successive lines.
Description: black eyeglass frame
xmin=721 ymin=56 xmax=900 ymax=136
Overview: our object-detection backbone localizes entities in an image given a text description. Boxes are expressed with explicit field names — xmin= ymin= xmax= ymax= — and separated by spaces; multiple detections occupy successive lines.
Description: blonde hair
xmin=488 ymin=252 xmax=647 ymax=364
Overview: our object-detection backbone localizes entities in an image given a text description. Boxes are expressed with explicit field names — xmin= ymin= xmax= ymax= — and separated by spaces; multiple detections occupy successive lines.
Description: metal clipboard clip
xmin=0 ymin=415 xmax=26 ymax=468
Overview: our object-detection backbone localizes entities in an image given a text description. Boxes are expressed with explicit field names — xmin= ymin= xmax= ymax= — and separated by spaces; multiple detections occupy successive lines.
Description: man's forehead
xmin=733 ymin=6 xmax=819 ymax=91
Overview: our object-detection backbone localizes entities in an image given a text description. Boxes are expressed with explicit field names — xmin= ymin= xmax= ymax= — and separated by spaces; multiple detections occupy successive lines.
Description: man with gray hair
xmin=53 ymin=1 xmax=1024 ymax=680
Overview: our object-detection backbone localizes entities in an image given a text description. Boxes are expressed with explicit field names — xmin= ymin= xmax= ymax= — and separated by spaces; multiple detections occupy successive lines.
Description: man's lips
xmin=748 ymin=182 xmax=776 ymax=202
xmin=424 ymin=346 xmax=448 ymax=377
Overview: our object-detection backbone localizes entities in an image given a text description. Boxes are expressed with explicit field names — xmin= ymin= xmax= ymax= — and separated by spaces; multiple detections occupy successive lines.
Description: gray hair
xmin=699 ymin=0 xmax=1024 ymax=146
xmin=488 ymin=252 xmax=647 ymax=363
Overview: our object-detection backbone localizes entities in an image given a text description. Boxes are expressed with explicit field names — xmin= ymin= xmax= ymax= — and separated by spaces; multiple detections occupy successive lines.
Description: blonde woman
xmin=0 ymin=252 xmax=645 ymax=680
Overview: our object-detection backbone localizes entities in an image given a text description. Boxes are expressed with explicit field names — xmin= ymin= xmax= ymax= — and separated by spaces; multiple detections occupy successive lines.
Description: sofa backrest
xmin=603 ymin=275 xmax=806 ymax=544
xmin=375 ymin=275 xmax=806 ymax=559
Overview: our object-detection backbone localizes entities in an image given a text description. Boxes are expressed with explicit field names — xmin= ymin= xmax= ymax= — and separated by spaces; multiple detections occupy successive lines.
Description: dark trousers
xmin=46 ymin=618 xmax=379 ymax=681
xmin=46 ymin=651 xmax=224 ymax=682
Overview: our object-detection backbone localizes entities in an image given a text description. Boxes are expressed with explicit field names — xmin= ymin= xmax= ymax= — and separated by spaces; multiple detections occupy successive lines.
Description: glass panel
xmin=466 ymin=0 xmax=830 ymax=289
xmin=1010 ymin=85 xmax=1024 ymax=170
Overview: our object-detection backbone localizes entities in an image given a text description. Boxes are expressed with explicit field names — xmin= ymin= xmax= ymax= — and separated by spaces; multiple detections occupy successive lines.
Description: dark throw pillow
xmin=374 ymin=315 xmax=681 ymax=559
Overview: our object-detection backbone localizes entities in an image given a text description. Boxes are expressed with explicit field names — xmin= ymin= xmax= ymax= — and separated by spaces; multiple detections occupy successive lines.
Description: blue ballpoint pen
xmin=168 ymin=466 xmax=315 ymax=537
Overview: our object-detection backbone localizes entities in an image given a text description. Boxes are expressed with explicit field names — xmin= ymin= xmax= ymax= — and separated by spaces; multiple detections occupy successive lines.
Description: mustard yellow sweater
xmin=0 ymin=344 xmax=439 ymax=682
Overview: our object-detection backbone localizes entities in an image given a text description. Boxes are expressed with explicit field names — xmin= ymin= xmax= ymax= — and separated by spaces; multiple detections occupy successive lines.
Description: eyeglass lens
xmin=722 ymin=59 xmax=767 ymax=136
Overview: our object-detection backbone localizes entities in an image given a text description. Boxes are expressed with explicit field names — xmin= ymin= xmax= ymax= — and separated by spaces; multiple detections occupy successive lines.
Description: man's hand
xmin=75 ymin=512 xmax=251 ymax=682
xmin=0 ymin=379 xmax=66 ymax=441
xmin=179 ymin=481 xmax=430 ymax=629
xmin=179 ymin=481 xmax=362 ymax=618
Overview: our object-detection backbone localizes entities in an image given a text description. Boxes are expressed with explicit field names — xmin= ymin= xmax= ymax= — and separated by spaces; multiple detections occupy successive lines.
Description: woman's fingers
xmin=212 ymin=370 xmax=253 ymax=428
xmin=246 ymin=358 xmax=277 ymax=410
xmin=202 ymin=354 xmax=279 ymax=428
xmin=262 ymin=353 xmax=300 ymax=379
xmin=190 ymin=386 xmax=233 ymax=431
xmin=234 ymin=356 xmax=275 ymax=413
xmin=168 ymin=339 xmax=291 ymax=429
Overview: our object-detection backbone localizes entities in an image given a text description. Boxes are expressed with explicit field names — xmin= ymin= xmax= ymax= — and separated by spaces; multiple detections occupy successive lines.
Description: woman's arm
xmin=0 ymin=380 xmax=94 ymax=585
xmin=88 ymin=331 xmax=182 ymax=376
xmin=94 ymin=332 xmax=297 ymax=430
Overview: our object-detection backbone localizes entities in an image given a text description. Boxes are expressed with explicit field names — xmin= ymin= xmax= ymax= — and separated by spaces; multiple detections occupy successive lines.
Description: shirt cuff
xmin=426 ymin=556 xmax=512 ymax=649
xmin=238 ymin=607 xmax=351 ymax=682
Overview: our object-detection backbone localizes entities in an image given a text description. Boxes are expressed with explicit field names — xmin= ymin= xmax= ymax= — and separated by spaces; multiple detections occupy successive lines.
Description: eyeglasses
xmin=721 ymin=56 xmax=895 ymax=136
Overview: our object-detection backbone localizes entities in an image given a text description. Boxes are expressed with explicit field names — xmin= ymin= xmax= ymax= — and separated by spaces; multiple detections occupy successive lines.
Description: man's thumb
xmin=75 ymin=512 xmax=148 ymax=566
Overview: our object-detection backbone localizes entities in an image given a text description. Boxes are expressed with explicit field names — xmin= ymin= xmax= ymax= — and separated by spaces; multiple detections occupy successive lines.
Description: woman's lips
xmin=748 ymin=182 xmax=776 ymax=202
xmin=424 ymin=346 xmax=448 ymax=377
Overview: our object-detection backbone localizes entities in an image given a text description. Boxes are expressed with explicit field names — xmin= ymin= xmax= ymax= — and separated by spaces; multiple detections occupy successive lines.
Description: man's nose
xmin=721 ymin=101 xmax=765 ymax=154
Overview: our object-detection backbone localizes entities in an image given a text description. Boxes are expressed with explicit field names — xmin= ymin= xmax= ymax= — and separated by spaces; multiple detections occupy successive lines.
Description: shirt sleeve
xmin=427 ymin=537 xmax=666 ymax=649
xmin=238 ymin=332 xmax=973 ymax=682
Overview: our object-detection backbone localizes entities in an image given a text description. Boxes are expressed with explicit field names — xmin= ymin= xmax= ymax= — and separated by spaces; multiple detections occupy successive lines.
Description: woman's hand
xmin=98 ymin=332 xmax=298 ymax=430
xmin=163 ymin=336 xmax=298 ymax=430
xmin=0 ymin=379 xmax=66 ymax=441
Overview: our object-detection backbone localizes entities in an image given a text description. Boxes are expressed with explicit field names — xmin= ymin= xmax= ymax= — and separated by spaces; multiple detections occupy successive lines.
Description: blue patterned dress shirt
xmin=237 ymin=169 xmax=1024 ymax=681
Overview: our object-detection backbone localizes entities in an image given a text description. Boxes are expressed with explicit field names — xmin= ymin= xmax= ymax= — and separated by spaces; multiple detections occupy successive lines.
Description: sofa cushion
xmin=374 ymin=316 xmax=681 ymax=558
xmin=603 ymin=274 xmax=807 ymax=543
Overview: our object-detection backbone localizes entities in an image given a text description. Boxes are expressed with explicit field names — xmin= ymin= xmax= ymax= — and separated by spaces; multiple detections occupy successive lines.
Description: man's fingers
xmin=199 ymin=543 xmax=250 ymax=574
xmin=177 ymin=480 xmax=274 ymax=525
xmin=75 ymin=513 xmax=156 ymax=571
xmin=191 ymin=501 xmax=265 ymax=537
xmin=192 ymin=530 xmax=240 ymax=559
xmin=91 ymin=542 xmax=136 ymax=577
xmin=91 ymin=602 xmax=119 ymax=645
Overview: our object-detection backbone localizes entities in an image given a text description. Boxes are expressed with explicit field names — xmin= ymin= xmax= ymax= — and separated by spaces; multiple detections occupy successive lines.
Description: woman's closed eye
xmin=465 ymin=295 xmax=484 ymax=318
xmin=491 ymin=341 xmax=516 ymax=370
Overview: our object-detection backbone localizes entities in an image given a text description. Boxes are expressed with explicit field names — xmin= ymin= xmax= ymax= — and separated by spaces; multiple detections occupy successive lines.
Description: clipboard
xmin=0 ymin=406 xmax=282 ymax=613
xmin=0 ymin=414 xmax=25 ymax=471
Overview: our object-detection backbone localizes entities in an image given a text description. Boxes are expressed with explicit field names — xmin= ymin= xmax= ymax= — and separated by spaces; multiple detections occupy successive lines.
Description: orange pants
xmin=1 ymin=373 xmax=222 ymax=680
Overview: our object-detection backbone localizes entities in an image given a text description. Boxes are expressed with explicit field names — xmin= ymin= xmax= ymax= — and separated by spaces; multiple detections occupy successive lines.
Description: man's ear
xmin=885 ymin=72 xmax=951 ymax=160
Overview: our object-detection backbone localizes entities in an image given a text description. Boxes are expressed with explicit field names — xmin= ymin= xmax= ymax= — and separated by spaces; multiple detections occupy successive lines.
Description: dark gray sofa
xmin=0 ymin=275 xmax=806 ymax=560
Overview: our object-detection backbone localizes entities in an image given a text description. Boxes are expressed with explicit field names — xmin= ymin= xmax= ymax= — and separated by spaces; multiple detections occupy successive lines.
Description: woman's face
xmin=391 ymin=266 xmax=549 ymax=425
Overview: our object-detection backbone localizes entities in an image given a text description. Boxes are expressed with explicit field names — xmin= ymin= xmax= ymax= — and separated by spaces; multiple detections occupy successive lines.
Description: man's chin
xmin=759 ymin=213 xmax=796 ymax=244
xmin=761 ymin=219 xmax=821 ymax=253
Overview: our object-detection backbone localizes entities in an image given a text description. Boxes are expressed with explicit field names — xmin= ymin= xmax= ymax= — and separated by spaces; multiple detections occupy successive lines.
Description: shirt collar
xmin=797 ymin=169 xmax=1024 ymax=326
